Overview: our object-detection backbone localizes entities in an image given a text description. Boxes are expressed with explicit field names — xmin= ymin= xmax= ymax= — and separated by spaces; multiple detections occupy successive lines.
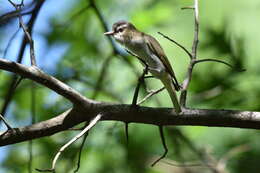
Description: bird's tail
xmin=161 ymin=76 xmax=182 ymax=114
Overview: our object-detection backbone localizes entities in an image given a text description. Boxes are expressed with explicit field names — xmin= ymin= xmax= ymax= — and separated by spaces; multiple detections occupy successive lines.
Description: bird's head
xmin=104 ymin=21 xmax=137 ymax=44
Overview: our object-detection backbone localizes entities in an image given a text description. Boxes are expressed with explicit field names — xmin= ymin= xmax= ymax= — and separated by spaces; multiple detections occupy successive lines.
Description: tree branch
xmin=1 ymin=104 xmax=260 ymax=146
xmin=0 ymin=58 xmax=94 ymax=105
xmin=1 ymin=57 xmax=260 ymax=147
xmin=36 ymin=114 xmax=102 ymax=172
xmin=180 ymin=0 xmax=200 ymax=106
xmin=194 ymin=58 xmax=246 ymax=71
xmin=158 ymin=32 xmax=192 ymax=59
xmin=3 ymin=28 xmax=20 ymax=58
xmin=8 ymin=0 xmax=37 ymax=66
xmin=0 ymin=113 xmax=12 ymax=130
xmin=151 ymin=126 xmax=168 ymax=166
xmin=1 ymin=0 xmax=44 ymax=117
xmin=137 ymin=87 xmax=165 ymax=105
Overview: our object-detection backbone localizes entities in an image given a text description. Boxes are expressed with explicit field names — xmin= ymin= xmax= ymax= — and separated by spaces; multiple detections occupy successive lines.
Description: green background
xmin=1 ymin=0 xmax=260 ymax=172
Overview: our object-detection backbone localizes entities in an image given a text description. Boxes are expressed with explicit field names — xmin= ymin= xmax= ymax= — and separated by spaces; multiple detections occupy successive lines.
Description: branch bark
xmin=1 ymin=57 xmax=260 ymax=147
xmin=1 ymin=104 xmax=260 ymax=146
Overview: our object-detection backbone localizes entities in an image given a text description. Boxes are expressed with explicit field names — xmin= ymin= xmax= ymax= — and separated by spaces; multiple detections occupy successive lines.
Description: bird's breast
xmin=125 ymin=39 xmax=166 ymax=78
xmin=124 ymin=38 xmax=144 ymax=54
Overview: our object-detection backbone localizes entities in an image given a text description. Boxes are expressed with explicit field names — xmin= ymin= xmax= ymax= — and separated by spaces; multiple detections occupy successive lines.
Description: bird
xmin=104 ymin=21 xmax=181 ymax=113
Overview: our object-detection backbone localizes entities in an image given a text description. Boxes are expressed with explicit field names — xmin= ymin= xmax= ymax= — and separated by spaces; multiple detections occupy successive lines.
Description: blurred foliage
xmin=1 ymin=0 xmax=260 ymax=173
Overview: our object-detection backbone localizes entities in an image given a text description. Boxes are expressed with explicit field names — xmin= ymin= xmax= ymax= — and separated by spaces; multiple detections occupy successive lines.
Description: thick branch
xmin=1 ymin=58 xmax=259 ymax=147
xmin=0 ymin=58 xmax=94 ymax=105
xmin=1 ymin=105 xmax=260 ymax=146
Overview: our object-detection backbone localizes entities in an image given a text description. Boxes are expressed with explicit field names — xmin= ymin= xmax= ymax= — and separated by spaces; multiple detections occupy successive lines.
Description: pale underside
xmin=123 ymin=34 xmax=169 ymax=79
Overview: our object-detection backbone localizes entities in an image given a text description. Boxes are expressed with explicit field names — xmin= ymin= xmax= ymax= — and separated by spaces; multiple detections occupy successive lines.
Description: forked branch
xmin=8 ymin=0 xmax=36 ymax=66
xmin=180 ymin=0 xmax=200 ymax=106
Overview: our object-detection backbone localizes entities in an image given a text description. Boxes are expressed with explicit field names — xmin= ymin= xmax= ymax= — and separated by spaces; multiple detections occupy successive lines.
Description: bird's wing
xmin=144 ymin=34 xmax=180 ymax=90
xmin=125 ymin=49 xmax=147 ymax=67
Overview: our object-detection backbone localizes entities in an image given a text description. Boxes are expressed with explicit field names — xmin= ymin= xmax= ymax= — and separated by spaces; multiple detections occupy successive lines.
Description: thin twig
xmin=28 ymin=139 xmax=33 ymax=173
xmin=73 ymin=124 xmax=89 ymax=173
xmin=16 ymin=0 xmax=44 ymax=64
xmin=132 ymin=65 xmax=148 ymax=105
xmin=67 ymin=127 xmax=86 ymax=131
xmin=125 ymin=49 xmax=140 ymax=59
xmin=125 ymin=122 xmax=129 ymax=145
xmin=162 ymin=159 xmax=206 ymax=167
xmin=28 ymin=82 xmax=36 ymax=173
xmin=0 ymin=113 xmax=12 ymax=130
xmin=1 ymin=0 xmax=44 ymax=121
xmin=17 ymin=10 xmax=36 ymax=66
xmin=91 ymin=55 xmax=114 ymax=99
xmin=195 ymin=58 xmax=246 ymax=71
xmin=195 ymin=58 xmax=232 ymax=68
xmin=126 ymin=65 xmax=148 ymax=144
xmin=36 ymin=114 xmax=102 ymax=172
xmin=137 ymin=87 xmax=165 ymax=105
xmin=191 ymin=0 xmax=199 ymax=58
xmin=158 ymin=32 xmax=192 ymax=59
xmin=1 ymin=76 xmax=23 ymax=117
xmin=124 ymin=50 xmax=150 ymax=144
xmin=181 ymin=6 xmax=195 ymax=10
xmin=3 ymin=28 xmax=20 ymax=58
xmin=151 ymin=126 xmax=168 ymax=166
xmin=125 ymin=49 xmax=149 ymax=76
xmin=180 ymin=0 xmax=199 ymax=107
xmin=0 ymin=9 xmax=33 ymax=25
xmin=8 ymin=0 xmax=37 ymax=66
xmin=7 ymin=0 xmax=17 ymax=6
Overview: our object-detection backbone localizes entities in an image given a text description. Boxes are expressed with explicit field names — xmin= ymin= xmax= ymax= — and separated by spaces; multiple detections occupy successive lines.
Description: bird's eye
xmin=118 ymin=28 xmax=123 ymax=32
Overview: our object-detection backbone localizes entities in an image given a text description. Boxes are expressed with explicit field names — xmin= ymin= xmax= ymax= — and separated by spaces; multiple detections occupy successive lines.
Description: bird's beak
xmin=104 ymin=31 xmax=114 ymax=36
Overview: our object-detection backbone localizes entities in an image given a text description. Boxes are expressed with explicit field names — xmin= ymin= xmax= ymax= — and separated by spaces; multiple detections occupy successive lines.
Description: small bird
xmin=104 ymin=21 xmax=181 ymax=113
